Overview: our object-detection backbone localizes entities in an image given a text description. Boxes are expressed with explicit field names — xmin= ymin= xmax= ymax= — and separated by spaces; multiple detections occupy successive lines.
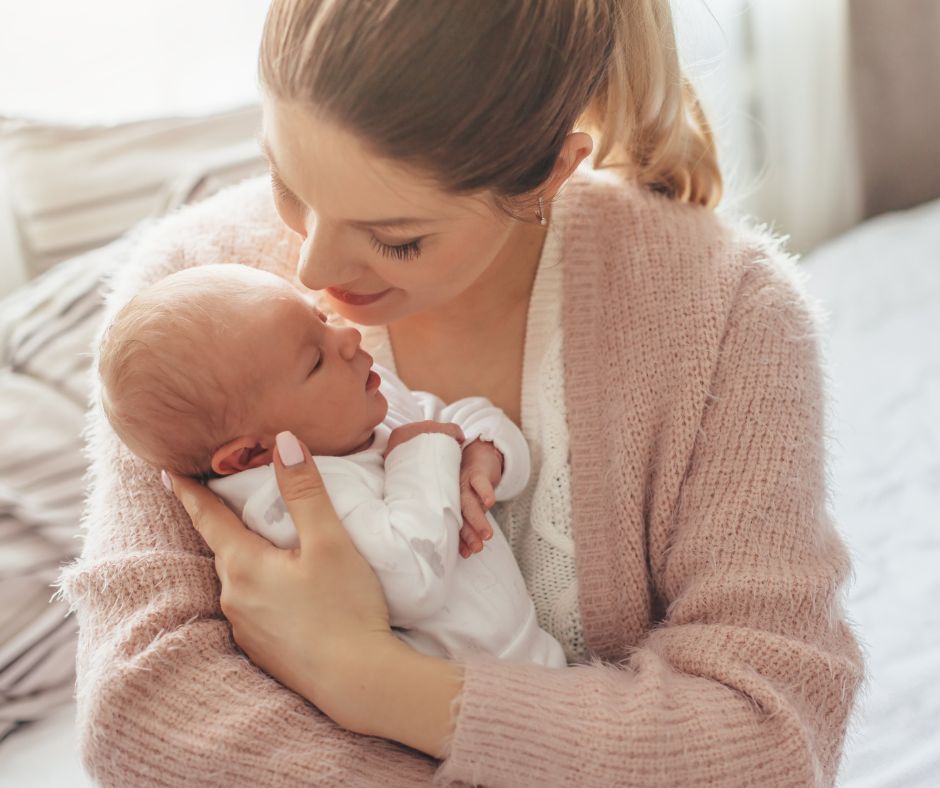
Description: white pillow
xmin=0 ymin=105 xmax=265 ymax=288
xmin=0 ymin=139 xmax=271 ymax=739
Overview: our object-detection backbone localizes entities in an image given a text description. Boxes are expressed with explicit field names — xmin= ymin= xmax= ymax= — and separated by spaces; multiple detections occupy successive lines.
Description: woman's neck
xmin=386 ymin=214 xmax=549 ymax=421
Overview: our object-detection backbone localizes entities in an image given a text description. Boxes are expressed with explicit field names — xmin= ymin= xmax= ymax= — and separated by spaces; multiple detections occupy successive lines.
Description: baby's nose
xmin=337 ymin=326 xmax=362 ymax=360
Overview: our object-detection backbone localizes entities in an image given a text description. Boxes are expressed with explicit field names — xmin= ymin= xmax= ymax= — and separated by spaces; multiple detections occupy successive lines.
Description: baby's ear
xmin=211 ymin=437 xmax=274 ymax=475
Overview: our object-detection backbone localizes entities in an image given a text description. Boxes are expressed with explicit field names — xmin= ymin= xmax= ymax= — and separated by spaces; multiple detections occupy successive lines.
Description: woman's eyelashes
xmin=270 ymin=174 xmax=423 ymax=261
xmin=369 ymin=235 xmax=423 ymax=261
xmin=271 ymin=173 xmax=298 ymax=206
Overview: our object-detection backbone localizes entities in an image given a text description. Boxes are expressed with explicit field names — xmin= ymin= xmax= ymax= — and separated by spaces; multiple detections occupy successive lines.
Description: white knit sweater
xmin=358 ymin=198 xmax=587 ymax=663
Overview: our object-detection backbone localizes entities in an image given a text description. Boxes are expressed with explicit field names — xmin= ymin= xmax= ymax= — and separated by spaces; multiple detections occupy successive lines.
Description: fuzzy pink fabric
xmin=58 ymin=165 xmax=863 ymax=787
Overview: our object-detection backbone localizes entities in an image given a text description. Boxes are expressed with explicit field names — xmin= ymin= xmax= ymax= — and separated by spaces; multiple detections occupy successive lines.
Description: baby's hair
xmin=98 ymin=266 xmax=257 ymax=477
xmin=259 ymin=0 xmax=721 ymax=213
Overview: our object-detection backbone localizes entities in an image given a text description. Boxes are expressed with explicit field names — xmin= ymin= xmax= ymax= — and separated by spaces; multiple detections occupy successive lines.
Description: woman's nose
xmin=297 ymin=223 xmax=365 ymax=291
xmin=336 ymin=326 xmax=362 ymax=361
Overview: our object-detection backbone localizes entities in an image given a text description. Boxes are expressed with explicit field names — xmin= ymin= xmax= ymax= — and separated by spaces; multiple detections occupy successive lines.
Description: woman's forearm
xmin=353 ymin=637 xmax=463 ymax=759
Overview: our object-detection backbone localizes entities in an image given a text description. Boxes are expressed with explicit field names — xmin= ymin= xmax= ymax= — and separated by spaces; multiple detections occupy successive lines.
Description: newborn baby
xmin=98 ymin=263 xmax=566 ymax=668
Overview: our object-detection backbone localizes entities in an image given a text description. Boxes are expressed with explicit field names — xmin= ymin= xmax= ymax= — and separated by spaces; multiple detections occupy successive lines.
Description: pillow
xmin=0 ymin=105 xmax=265 ymax=287
xmin=0 ymin=235 xmax=133 ymax=741
xmin=0 ymin=133 xmax=271 ymax=738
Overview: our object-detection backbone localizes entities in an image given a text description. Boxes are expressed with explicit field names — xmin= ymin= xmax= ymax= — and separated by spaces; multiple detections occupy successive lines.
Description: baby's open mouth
xmin=365 ymin=369 xmax=381 ymax=391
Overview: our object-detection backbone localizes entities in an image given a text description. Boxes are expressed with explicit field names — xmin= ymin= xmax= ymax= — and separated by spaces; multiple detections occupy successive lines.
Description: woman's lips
xmin=326 ymin=286 xmax=391 ymax=306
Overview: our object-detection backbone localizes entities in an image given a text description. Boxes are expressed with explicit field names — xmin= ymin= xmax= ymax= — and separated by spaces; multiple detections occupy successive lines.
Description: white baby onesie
xmin=208 ymin=365 xmax=567 ymax=669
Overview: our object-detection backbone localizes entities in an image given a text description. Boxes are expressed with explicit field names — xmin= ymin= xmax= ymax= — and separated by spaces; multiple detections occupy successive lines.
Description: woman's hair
xmin=258 ymin=0 xmax=722 ymax=212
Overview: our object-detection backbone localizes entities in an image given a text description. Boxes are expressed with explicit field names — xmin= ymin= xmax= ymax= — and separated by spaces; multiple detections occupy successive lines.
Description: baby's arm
xmin=410 ymin=391 xmax=531 ymax=556
xmin=340 ymin=433 xmax=465 ymax=627
xmin=236 ymin=434 xmax=463 ymax=629
xmin=411 ymin=392 xmax=531 ymax=501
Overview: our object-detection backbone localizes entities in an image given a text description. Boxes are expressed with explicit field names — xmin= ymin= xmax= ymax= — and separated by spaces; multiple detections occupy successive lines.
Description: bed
xmin=1 ymin=193 xmax=938 ymax=786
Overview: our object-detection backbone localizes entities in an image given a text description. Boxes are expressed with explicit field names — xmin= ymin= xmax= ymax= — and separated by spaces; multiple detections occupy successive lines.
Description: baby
xmin=99 ymin=263 xmax=566 ymax=668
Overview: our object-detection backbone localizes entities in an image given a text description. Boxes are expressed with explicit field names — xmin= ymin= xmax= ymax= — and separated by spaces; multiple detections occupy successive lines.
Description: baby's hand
xmin=458 ymin=439 xmax=504 ymax=559
xmin=384 ymin=421 xmax=465 ymax=460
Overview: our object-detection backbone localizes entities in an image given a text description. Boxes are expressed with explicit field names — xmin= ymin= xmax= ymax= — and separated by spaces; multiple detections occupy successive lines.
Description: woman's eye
xmin=369 ymin=235 xmax=423 ymax=261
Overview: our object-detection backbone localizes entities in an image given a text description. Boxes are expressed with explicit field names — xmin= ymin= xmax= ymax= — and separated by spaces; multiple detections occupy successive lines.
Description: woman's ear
xmin=211 ymin=437 xmax=275 ymax=476
xmin=544 ymin=131 xmax=594 ymax=201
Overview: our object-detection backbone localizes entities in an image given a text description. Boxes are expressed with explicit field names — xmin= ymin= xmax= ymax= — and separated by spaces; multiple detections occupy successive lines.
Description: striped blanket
xmin=0 ymin=236 xmax=131 ymax=742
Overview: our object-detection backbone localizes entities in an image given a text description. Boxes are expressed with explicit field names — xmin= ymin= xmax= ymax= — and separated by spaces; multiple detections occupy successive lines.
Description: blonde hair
xmin=98 ymin=269 xmax=257 ymax=477
xmin=259 ymin=0 xmax=721 ymax=211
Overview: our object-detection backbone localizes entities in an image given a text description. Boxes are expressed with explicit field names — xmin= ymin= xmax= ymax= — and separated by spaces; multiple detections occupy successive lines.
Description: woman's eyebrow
xmin=348 ymin=216 xmax=435 ymax=230
xmin=256 ymin=134 xmax=437 ymax=231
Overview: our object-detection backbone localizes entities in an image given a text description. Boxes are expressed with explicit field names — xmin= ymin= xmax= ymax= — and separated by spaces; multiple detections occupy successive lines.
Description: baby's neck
xmin=340 ymin=430 xmax=376 ymax=456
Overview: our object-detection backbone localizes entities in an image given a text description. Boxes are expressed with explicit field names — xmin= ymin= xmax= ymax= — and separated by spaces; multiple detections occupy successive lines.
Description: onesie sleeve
xmin=411 ymin=390 xmax=531 ymax=501
xmin=220 ymin=436 xmax=464 ymax=628
xmin=333 ymin=434 xmax=464 ymax=627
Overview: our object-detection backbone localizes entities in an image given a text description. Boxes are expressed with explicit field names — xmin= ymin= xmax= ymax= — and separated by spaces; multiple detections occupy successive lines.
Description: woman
xmin=61 ymin=1 xmax=864 ymax=785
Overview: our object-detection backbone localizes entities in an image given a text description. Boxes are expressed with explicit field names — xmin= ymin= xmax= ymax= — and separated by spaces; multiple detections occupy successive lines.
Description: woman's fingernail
xmin=161 ymin=469 xmax=173 ymax=492
xmin=276 ymin=431 xmax=305 ymax=467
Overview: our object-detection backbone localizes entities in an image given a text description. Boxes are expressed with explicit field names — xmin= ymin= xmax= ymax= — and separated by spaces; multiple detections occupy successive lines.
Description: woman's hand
xmin=163 ymin=430 xmax=397 ymax=735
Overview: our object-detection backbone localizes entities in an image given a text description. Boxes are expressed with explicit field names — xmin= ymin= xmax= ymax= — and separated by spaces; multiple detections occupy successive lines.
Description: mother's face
xmin=261 ymin=96 xmax=521 ymax=325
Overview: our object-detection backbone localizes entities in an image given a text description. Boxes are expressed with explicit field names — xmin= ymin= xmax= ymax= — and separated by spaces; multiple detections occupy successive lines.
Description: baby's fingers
xmin=460 ymin=484 xmax=492 ymax=536
xmin=459 ymin=525 xmax=473 ymax=558
xmin=459 ymin=519 xmax=485 ymax=556
xmin=468 ymin=471 xmax=496 ymax=510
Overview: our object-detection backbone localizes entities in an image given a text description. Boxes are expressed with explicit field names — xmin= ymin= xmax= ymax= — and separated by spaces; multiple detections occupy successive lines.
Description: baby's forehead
xmin=137 ymin=266 xmax=312 ymax=356
xmin=171 ymin=263 xmax=288 ymax=296
xmin=168 ymin=266 xmax=301 ymax=318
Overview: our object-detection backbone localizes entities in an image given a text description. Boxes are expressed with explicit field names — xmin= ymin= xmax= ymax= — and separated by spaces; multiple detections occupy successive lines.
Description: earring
xmin=536 ymin=196 xmax=547 ymax=226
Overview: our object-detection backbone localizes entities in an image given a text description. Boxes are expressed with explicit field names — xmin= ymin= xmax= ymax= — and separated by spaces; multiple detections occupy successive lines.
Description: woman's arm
xmin=379 ymin=262 xmax=861 ymax=786
xmin=56 ymin=188 xmax=444 ymax=786
xmin=58 ymin=423 xmax=442 ymax=787
xmin=331 ymin=635 xmax=464 ymax=759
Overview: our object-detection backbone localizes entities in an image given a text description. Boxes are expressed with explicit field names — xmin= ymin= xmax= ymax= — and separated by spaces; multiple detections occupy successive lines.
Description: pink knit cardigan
xmin=59 ymin=165 xmax=863 ymax=787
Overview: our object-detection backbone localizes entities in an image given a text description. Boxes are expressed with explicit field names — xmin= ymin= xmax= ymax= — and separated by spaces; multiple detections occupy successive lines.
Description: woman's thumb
xmin=276 ymin=430 xmax=308 ymax=468
xmin=272 ymin=431 xmax=339 ymax=545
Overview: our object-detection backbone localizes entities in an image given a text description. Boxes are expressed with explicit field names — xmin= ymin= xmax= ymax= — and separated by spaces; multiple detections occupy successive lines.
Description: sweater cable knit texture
xmin=58 ymin=163 xmax=863 ymax=787
xmin=363 ymin=204 xmax=585 ymax=664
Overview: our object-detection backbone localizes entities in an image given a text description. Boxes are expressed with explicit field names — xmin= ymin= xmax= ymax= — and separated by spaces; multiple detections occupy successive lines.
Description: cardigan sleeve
xmin=55 ymin=191 xmax=443 ymax=785
xmin=432 ymin=261 xmax=863 ymax=787
xmin=58 ymin=430 xmax=441 ymax=787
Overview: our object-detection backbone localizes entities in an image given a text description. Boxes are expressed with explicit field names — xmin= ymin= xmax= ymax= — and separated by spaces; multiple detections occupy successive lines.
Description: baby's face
xmin=204 ymin=267 xmax=389 ymax=465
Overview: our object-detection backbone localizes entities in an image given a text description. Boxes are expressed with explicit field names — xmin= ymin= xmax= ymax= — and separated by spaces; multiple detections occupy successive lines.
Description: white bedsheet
xmin=803 ymin=198 xmax=940 ymax=787
xmin=1 ymin=200 xmax=937 ymax=786
xmin=0 ymin=702 xmax=89 ymax=787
